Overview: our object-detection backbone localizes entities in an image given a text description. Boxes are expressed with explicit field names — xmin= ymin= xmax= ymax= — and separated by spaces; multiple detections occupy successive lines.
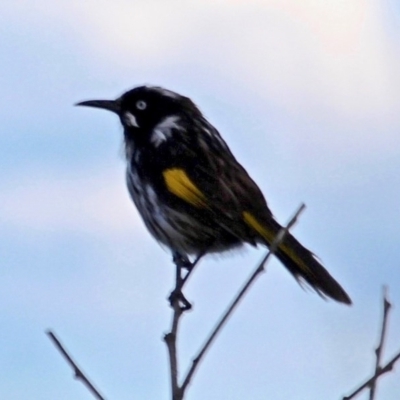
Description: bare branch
xmin=164 ymin=253 xmax=199 ymax=400
xmin=180 ymin=203 xmax=306 ymax=395
xmin=164 ymin=301 xmax=183 ymax=400
xmin=343 ymin=348 xmax=400 ymax=400
xmin=46 ymin=330 xmax=106 ymax=400
xmin=369 ymin=287 xmax=391 ymax=400
xmin=343 ymin=288 xmax=399 ymax=400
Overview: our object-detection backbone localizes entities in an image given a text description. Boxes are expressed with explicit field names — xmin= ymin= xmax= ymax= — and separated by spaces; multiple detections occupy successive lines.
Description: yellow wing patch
xmin=243 ymin=211 xmax=312 ymax=276
xmin=243 ymin=212 xmax=275 ymax=242
xmin=163 ymin=168 xmax=207 ymax=207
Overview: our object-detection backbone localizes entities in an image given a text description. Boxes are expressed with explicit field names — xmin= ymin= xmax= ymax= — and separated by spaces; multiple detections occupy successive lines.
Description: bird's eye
xmin=136 ymin=100 xmax=147 ymax=110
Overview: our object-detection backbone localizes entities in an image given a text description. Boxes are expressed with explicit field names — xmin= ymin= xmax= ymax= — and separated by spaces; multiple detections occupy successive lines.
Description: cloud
xmin=4 ymin=0 xmax=398 ymax=158
xmin=2 ymin=0 xmax=400 ymax=189
xmin=41 ymin=0 xmax=400 ymax=119
xmin=0 ymin=167 xmax=142 ymax=236
xmin=4 ymin=0 xmax=400 ymax=108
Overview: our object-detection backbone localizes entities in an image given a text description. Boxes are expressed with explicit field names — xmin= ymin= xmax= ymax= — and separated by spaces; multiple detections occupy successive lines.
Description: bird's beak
xmin=75 ymin=99 xmax=121 ymax=114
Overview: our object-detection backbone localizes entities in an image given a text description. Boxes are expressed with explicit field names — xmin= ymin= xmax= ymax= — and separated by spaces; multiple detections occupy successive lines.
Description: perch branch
xmin=164 ymin=253 xmax=201 ymax=399
xmin=163 ymin=251 xmax=207 ymax=398
xmin=164 ymin=298 xmax=183 ymax=399
xmin=180 ymin=203 xmax=306 ymax=396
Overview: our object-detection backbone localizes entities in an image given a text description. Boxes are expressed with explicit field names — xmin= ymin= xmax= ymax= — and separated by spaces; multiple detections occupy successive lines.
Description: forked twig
xmin=164 ymin=254 xmax=202 ymax=399
xmin=342 ymin=288 xmax=400 ymax=400
xmin=343 ymin=349 xmax=400 ymax=400
xmin=369 ymin=287 xmax=391 ymax=400
xmin=181 ymin=203 xmax=305 ymax=393
xmin=46 ymin=330 xmax=106 ymax=400
xmin=164 ymin=203 xmax=305 ymax=400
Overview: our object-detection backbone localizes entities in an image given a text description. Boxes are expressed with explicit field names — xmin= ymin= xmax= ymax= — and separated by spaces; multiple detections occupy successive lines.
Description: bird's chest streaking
xmin=124 ymin=122 xmax=243 ymax=255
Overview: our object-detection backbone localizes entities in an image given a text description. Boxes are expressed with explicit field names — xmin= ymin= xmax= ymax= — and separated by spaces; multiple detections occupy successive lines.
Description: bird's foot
xmin=172 ymin=253 xmax=193 ymax=270
xmin=168 ymin=289 xmax=192 ymax=311
xmin=170 ymin=251 xmax=199 ymax=311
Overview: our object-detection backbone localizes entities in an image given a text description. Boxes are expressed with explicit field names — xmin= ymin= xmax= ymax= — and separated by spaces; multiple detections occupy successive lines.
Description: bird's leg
xmin=169 ymin=251 xmax=207 ymax=310
xmin=178 ymin=251 xmax=205 ymax=288
xmin=172 ymin=252 xmax=193 ymax=271
xmin=169 ymin=252 xmax=193 ymax=311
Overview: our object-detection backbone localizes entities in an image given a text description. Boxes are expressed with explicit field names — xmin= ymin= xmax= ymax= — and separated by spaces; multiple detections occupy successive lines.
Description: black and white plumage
xmin=76 ymin=85 xmax=351 ymax=305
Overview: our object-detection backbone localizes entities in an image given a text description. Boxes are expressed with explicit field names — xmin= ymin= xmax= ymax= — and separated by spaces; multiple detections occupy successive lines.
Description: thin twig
xmin=343 ymin=348 xmax=400 ymax=400
xmin=369 ymin=287 xmax=391 ymax=400
xmin=164 ymin=299 xmax=184 ymax=400
xmin=180 ymin=203 xmax=306 ymax=395
xmin=163 ymin=251 xmax=207 ymax=399
xmin=46 ymin=330 xmax=106 ymax=400
xmin=164 ymin=254 xmax=190 ymax=400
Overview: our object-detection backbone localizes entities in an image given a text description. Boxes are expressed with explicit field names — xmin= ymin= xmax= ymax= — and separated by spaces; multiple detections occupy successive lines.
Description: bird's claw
xmin=168 ymin=289 xmax=192 ymax=311
xmin=172 ymin=253 xmax=193 ymax=270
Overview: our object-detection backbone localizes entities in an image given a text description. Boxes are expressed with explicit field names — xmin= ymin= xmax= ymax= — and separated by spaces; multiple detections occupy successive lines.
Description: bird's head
xmin=76 ymin=85 xmax=201 ymax=148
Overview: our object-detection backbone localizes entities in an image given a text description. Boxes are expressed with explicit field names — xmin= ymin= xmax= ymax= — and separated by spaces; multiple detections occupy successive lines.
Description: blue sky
xmin=1 ymin=1 xmax=400 ymax=399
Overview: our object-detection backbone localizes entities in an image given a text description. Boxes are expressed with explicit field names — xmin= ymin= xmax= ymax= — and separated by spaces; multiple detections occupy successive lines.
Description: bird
xmin=76 ymin=85 xmax=351 ymax=305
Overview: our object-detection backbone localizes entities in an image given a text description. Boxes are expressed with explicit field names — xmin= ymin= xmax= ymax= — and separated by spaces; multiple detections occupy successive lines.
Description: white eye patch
xmin=136 ymin=100 xmax=147 ymax=110
xmin=123 ymin=112 xmax=139 ymax=128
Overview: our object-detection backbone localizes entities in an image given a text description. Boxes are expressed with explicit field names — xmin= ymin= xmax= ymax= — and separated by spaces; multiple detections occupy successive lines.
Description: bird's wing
xmin=157 ymin=121 xmax=352 ymax=304
xmin=158 ymin=120 xmax=275 ymax=242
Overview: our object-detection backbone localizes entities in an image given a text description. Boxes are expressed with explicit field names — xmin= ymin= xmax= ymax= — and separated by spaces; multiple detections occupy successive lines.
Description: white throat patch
xmin=151 ymin=115 xmax=183 ymax=146
xmin=123 ymin=112 xmax=139 ymax=128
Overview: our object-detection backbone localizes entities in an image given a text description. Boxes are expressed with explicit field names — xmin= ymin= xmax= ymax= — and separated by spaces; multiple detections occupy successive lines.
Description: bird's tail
xmin=243 ymin=212 xmax=351 ymax=304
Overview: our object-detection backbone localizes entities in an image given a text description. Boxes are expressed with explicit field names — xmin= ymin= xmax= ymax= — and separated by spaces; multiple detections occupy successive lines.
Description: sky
xmin=1 ymin=0 xmax=400 ymax=399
